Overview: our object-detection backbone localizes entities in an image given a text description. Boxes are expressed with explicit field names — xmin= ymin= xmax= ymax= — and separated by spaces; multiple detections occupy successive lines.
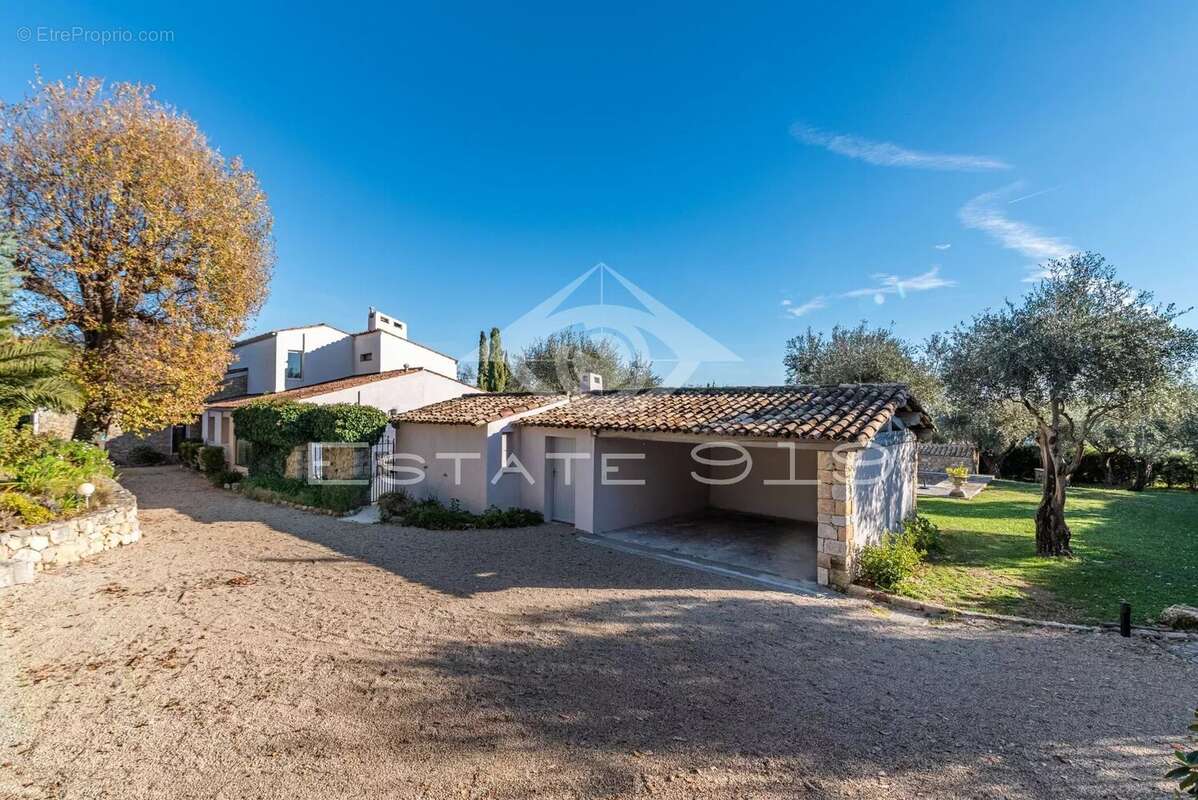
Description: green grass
xmin=904 ymin=480 xmax=1198 ymax=625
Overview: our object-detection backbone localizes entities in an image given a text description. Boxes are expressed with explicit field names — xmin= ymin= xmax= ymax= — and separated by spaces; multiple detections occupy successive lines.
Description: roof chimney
xmin=580 ymin=373 xmax=603 ymax=393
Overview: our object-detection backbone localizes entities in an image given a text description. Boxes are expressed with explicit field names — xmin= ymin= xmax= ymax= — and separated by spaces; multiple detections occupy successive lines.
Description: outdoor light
xmin=78 ymin=482 xmax=96 ymax=508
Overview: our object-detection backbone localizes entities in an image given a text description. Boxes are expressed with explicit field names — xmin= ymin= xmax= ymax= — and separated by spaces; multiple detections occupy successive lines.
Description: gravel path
xmin=1 ymin=467 xmax=1194 ymax=799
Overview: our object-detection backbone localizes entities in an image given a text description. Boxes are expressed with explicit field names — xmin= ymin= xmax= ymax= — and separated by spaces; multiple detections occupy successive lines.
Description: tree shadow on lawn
xmin=329 ymin=594 xmax=1189 ymax=798
xmin=918 ymin=483 xmax=1192 ymax=623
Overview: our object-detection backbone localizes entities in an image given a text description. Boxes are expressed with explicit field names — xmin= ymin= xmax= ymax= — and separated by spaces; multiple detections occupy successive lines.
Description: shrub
xmin=378 ymin=494 xmax=543 ymax=529
xmin=198 ymin=445 xmax=227 ymax=474
xmin=400 ymin=498 xmax=475 ymax=530
xmin=999 ymin=444 xmax=1041 ymax=481
xmin=0 ymin=491 xmax=55 ymax=525
xmin=210 ymin=469 xmax=243 ymax=486
xmin=177 ymin=440 xmax=201 ymax=468
xmin=945 ymin=465 xmax=970 ymax=481
xmin=902 ymin=515 xmax=944 ymax=556
xmin=128 ymin=444 xmax=167 ymax=466
xmin=305 ymin=404 xmax=389 ymax=446
xmin=377 ymin=490 xmax=413 ymax=522
xmin=231 ymin=400 xmax=390 ymax=478
xmin=857 ymin=532 xmax=922 ymax=592
xmin=476 ymin=505 xmax=544 ymax=528
xmin=238 ymin=474 xmax=366 ymax=513
xmin=1158 ymin=454 xmax=1198 ymax=490
xmin=1165 ymin=707 xmax=1198 ymax=796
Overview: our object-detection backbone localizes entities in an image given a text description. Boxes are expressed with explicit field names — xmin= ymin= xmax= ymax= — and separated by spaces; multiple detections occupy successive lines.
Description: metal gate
xmin=369 ymin=425 xmax=397 ymax=503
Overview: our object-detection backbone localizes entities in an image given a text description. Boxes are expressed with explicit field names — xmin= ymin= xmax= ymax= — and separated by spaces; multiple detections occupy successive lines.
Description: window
xmin=235 ymin=439 xmax=253 ymax=468
xmin=360 ymin=352 xmax=373 ymax=362
xmin=500 ymin=431 xmax=512 ymax=466
xmin=285 ymin=350 xmax=303 ymax=379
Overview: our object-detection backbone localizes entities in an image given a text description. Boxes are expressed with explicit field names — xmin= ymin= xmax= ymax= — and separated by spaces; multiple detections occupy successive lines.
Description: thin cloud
xmin=959 ymin=185 xmax=1075 ymax=280
xmin=1007 ymin=185 xmax=1061 ymax=205
xmin=842 ymin=267 xmax=955 ymax=305
xmin=933 ymin=243 xmax=952 ymax=250
xmin=790 ymin=123 xmax=1010 ymax=172
xmin=783 ymin=296 xmax=827 ymax=317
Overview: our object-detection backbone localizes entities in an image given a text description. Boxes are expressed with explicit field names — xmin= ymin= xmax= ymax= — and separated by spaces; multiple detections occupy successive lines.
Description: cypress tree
xmin=476 ymin=330 xmax=488 ymax=389
xmin=487 ymin=327 xmax=508 ymax=392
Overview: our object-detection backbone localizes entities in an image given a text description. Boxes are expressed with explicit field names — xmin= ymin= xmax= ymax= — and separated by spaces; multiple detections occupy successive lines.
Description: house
xmin=106 ymin=308 xmax=467 ymax=464
xmin=391 ymin=379 xmax=933 ymax=587
xmin=202 ymin=366 xmax=474 ymax=470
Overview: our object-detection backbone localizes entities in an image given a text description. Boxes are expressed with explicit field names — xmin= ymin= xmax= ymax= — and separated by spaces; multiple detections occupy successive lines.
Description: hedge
xmin=230 ymin=399 xmax=389 ymax=478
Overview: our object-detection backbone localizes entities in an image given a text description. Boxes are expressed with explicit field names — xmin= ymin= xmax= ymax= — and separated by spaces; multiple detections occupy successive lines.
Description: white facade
xmin=392 ymin=400 xmax=572 ymax=514
xmin=205 ymin=369 xmax=474 ymax=469
xmin=228 ymin=309 xmax=457 ymax=396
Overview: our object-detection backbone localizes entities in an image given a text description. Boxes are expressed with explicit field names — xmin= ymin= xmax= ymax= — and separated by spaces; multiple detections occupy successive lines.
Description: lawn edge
xmin=844 ymin=584 xmax=1198 ymax=641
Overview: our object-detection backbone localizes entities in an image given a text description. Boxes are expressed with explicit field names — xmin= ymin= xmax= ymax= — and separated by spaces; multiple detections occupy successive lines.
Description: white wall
xmin=393 ymin=423 xmax=490 ymax=512
xmin=708 ymin=443 xmax=818 ymax=522
xmin=276 ymin=327 xmax=354 ymax=391
xmin=591 ymin=437 xmax=711 ymax=532
xmin=303 ymin=370 xmax=472 ymax=415
xmin=229 ymin=338 xmax=278 ymax=395
xmin=851 ymin=431 xmax=918 ymax=548
xmin=517 ymin=426 xmax=596 ymax=531
xmin=375 ymin=331 xmax=457 ymax=377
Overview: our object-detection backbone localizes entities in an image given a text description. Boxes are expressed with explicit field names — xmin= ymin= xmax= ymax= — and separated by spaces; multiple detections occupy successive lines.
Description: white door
xmin=549 ymin=438 xmax=576 ymax=524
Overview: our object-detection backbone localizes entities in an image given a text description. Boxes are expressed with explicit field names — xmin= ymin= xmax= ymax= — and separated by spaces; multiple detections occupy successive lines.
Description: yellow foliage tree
xmin=0 ymin=75 xmax=273 ymax=436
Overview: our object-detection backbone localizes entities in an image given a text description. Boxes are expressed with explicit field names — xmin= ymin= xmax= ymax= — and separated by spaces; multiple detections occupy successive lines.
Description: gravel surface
xmin=2 ymin=466 xmax=1195 ymax=799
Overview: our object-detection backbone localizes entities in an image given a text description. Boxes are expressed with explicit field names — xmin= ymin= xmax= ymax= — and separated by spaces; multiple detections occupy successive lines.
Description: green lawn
xmin=905 ymin=480 xmax=1198 ymax=625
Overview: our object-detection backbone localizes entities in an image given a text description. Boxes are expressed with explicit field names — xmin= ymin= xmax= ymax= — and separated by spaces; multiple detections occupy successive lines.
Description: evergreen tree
xmin=486 ymin=327 xmax=508 ymax=392
xmin=476 ymin=330 xmax=488 ymax=389
xmin=0 ymin=235 xmax=81 ymax=415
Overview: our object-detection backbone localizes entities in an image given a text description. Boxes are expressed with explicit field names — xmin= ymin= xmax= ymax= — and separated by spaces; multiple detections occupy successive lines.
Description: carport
xmin=516 ymin=384 xmax=934 ymax=587
xmin=587 ymin=432 xmax=822 ymax=583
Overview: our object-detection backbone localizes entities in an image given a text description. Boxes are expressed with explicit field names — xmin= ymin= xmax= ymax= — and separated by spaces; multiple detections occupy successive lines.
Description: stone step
xmin=0 ymin=558 xmax=36 ymax=589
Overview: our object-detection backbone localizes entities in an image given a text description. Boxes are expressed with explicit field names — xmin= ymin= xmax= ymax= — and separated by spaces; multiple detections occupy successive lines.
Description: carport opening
xmin=590 ymin=436 xmax=821 ymax=583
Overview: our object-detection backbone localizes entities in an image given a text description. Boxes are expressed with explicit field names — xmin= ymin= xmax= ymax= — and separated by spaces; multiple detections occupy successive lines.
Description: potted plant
xmin=945 ymin=465 xmax=970 ymax=498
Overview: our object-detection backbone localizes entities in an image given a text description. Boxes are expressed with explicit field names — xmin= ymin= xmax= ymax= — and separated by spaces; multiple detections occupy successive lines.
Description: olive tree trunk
xmin=1034 ymin=429 xmax=1073 ymax=556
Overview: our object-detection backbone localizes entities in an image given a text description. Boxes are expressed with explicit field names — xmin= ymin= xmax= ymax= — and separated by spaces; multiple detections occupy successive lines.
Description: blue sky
xmin=3 ymin=2 xmax=1196 ymax=384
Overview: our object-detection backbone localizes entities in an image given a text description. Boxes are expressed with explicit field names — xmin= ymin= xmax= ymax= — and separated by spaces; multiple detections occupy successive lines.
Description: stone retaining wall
xmin=0 ymin=478 xmax=140 ymax=588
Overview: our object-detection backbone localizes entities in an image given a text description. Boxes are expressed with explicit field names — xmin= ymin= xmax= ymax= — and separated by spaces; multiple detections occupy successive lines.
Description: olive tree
xmin=784 ymin=322 xmax=943 ymax=413
xmin=939 ymin=252 xmax=1198 ymax=556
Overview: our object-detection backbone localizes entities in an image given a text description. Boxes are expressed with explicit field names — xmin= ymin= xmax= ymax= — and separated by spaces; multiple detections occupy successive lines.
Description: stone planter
xmin=0 ymin=477 xmax=140 ymax=589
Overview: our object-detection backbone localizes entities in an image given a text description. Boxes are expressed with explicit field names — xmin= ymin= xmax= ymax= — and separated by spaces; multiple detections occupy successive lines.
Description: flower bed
xmin=0 ymin=476 xmax=139 ymax=588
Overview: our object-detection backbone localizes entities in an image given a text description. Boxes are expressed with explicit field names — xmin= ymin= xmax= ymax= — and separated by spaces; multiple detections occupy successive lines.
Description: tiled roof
xmin=918 ymin=442 xmax=976 ymax=457
xmin=394 ymin=393 xmax=567 ymax=426
xmin=517 ymin=384 xmax=930 ymax=444
xmin=205 ymin=368 xmax=428 ymax=410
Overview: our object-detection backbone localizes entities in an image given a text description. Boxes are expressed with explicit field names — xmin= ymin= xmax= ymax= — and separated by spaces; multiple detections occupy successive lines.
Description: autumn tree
xmin=940 ymin=253 xmax=1198 ymax=556
xmin=0 ymin=75 xmax=273 ymax=437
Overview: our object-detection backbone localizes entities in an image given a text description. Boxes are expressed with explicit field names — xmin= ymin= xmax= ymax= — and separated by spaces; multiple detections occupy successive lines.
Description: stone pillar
xmin=816 ymin=448 xmax=857 ymax=588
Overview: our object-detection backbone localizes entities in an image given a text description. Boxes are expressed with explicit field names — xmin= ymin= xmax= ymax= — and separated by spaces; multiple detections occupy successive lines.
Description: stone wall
xmin=918 ymin=442 xmax=978 ymax=474
xmin=106 ymin=425 xmax=175 ymax=465
xmin=0 ymin=478 xmax=140 ymax=589
xmin=816 ymin=448 xmax=857 ymax=588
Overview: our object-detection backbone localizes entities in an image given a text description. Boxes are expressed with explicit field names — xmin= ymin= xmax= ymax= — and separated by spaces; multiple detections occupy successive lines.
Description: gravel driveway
xmin=2 ymin=467 xmax=1194 ymax=799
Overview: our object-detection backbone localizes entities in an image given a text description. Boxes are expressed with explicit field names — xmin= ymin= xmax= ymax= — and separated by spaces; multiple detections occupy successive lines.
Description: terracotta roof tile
xmin=206 ymin=368 xmax=430 ymax=410
xmin=517 ymin=384 xmax=930 ymax=444
xmin=394 ymin=393 xmax=567 ymax=426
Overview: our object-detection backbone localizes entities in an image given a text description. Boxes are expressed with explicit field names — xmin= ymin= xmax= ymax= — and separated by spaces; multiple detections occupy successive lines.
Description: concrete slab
xmin=598 ymin=509 xmax=819 ymax=583
xmin=917 ymin=477 xmax=991 ymax=499
xmin=340 ymin=504 xmax=381 ymax=524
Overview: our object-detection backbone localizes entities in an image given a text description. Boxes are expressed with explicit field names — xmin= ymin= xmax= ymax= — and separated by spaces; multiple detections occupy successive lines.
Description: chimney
xmin=579 ymin=373 xmax=603 ymax=393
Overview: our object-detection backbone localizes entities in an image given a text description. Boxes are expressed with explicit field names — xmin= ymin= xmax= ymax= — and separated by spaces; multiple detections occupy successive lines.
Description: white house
xmin=391 ymin=380 xmax=933 ymax=588
xmin=222 ymin=308 xmax=458 ymax=397
xmin=202 ymin=367 xmax=475 ymax=470
xmin=107 ymin=307 xmax=467 ymax=464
